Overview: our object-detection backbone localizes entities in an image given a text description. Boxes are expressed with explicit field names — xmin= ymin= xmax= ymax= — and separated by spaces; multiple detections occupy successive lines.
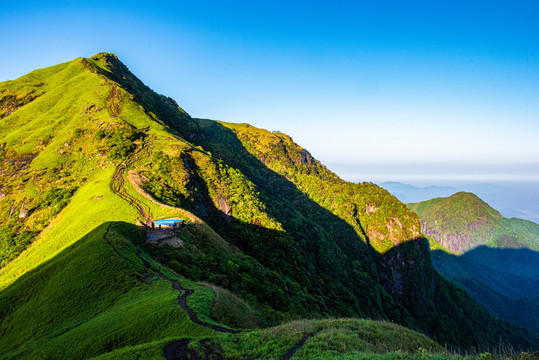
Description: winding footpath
xmin=110 ymin=136 xmax=153 ymax=225
xmin=109 ymin=137 xmax=313 ymax=359
xmin=281 ymin=335 xmax=313 ymax=360
xmin=135 ymin=250 xmax=240 ymax=334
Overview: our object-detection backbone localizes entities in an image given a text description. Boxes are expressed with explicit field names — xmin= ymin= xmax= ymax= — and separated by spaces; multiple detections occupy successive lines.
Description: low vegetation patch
xmin=202 ymin=282 xmax=261 ymax=329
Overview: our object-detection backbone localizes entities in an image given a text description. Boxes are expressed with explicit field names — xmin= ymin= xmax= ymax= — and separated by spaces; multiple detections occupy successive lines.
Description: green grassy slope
xmin=1 ymin=53 xmax=538 ymax=357
xmin=0 ymin=222 xmax=215 ymax=359
xmin=0 ymin=217 xmax=459 ymax=360
xmin=408 ymin=192 xmax=539 ymax=254
xmin=0 ymin=221 xmax=531 ymax=359
xmin=92 ymin=318 xmax=455 ymax=360
xmin=190 ymin=318 xmax=446 ymax=360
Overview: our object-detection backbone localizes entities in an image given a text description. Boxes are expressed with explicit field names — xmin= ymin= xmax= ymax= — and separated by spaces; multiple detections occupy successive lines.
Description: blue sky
xmin=1 ymin=0 xmax=538 ymax=182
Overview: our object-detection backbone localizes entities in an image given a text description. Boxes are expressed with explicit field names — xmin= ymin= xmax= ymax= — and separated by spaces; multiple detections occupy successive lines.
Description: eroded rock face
xmin=467 ymin=216 xmax=489 ymax=231
xmin=19 ymin=200 xmax=31 ymax=218
xmin=386 ymin=217 xmax=407 ymax=246
xmin=421 ymin=220 xmax=473 ymax=253
xmin=216 ymin=195 xmax=232 ymax=223
xmin=367 ymin=229 xmax=386 ymax=245
xmin=365 ymin=204 xmax=378 ymax=214
xmin=298 ymin=149 xmax=312 ymax=165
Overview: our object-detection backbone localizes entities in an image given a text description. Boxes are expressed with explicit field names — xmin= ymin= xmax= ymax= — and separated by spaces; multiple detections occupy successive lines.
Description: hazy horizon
xmin=327 ymin=161 xmax=539 ymax=184
xmin=323 ymin=161 xmax=539 ymax=223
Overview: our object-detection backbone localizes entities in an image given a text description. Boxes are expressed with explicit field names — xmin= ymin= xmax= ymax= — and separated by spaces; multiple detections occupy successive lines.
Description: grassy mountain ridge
xmin=0 ymin=221 xmax=216 ymax=359
xmin=0 ymin=53 xmax=538 ymax=357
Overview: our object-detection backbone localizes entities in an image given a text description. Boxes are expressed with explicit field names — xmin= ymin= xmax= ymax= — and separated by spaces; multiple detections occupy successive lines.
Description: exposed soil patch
xmin=163 ymin=339 xmax=201 ymax=360
xmin=163 ymin=339 xmax=224 ymax=360
xmin=282 ymin=334 xmax=315 ymax=360
xmin=0 ymin=90 xmax=42 ymax=119
xmin=106 ymin=84 xmax=122 ymax=118
xmin=3 ymin=153 xmax=38 ymax=176
xmin=146 ymin=228 xmax=183 ymax=247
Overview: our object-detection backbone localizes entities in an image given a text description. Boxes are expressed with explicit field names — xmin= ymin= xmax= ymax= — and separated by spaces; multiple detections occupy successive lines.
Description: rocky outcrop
xmin=365 ymin=204 xmax=378 ymax=214
xmin=386 ymin=217 xmax=408 ymax=246
xmin=297 ymin=149 xmax=312 ymax=165
xmin=421 ymin=220 xmax=473 ymax=253
xmin=216 ymin=195 xmax=232 ymax=222
xmin=19 ymin=199 xmax=32 ymax=218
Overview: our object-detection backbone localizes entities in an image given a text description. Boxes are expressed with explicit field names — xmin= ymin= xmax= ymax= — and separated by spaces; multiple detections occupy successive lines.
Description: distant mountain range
xmin=381 ymin=181 xmax=539 ymax=223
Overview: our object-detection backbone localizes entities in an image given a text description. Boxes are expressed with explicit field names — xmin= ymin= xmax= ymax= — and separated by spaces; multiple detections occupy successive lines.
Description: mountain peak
xmin=91 ymin=52 xmax=119 ymax=60
xmin=409 ymin=191 xmax=539 ymax=253
xmin=83 ymin=52 xmax=132 ymax=81
xmin=450 ymin=191 xmax=482 ymax=200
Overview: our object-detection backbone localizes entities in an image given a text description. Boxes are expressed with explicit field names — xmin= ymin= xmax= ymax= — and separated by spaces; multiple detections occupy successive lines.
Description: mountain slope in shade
xmin=410 ymin=192 xmax=539 ymax=332
xmin=431 ymin=248 xmax=539 ymax=333
xmin=431 ymin=247 xmax=539 ymax=299
xmin=408 ymin=192 xmax=539 ymax=254
xmin=457 ymin=277 xmax=539 ymax=334
xmin=0 ymin=53 xmax=538 ymax=357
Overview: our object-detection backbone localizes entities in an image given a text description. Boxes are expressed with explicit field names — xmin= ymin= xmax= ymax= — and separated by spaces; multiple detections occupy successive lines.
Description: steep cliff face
xmin=377 ymin=238 xmax=436 ymax=330
xmin=420 ymin=220 xmax=475 ymax=253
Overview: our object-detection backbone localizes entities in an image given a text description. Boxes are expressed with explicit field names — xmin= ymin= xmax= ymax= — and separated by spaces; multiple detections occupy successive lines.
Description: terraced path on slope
xmin=108 ymin=139 xmax=314 ymax=359
xmin=110 ymin=136 xmax=153 ymax=225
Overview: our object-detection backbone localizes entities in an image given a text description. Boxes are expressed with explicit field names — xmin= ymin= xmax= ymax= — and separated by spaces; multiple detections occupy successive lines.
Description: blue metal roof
xmin=154 ymin=219 xmax=184 ymax=225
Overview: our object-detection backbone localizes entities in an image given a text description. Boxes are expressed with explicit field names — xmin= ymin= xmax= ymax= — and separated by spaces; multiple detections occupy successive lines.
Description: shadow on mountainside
xmin=144 ymin=141 xmax=386 ymax=319
xmin=432 ymin=247 xmax=539 ymax=299
xmin=178 ymin=121 xmax=410 ymax=318
xmin=382 ymin=239 xmax=539 ymax=350
xmin=462 ymin=246 xmax=539 ymax=280
xmin=85 ymin=55 xmax=539 ymax=350
xmin=168 ymin=120 xmax=539 ymax=350
xmin=83 ymin=53 xmax=397 ymax=320
xmin=431 ymin=246 xmax=539 ymax=334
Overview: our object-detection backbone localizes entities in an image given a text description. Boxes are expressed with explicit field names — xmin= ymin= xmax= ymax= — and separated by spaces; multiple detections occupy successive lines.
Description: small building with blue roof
xmin=152 ymin=219 xmax=184 ymax=230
